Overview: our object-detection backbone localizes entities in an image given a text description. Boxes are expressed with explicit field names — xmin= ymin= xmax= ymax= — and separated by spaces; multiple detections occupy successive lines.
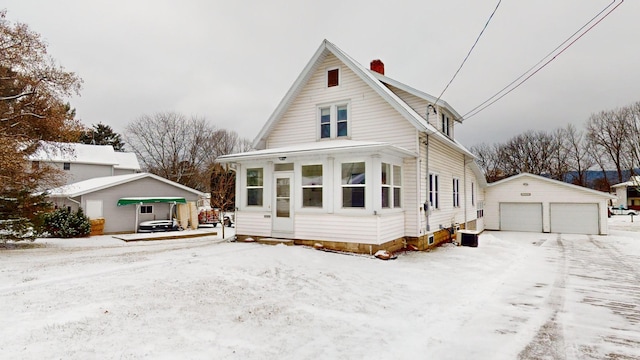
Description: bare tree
xmin=124 ymin=112 xmax=217 ymax=191
xmin=586 ymin=108 xmax=632 ymax=184
xmin=470 ymin=143 xmax=504 ymax=182
xmin=562 ymin=124 xmax=594 ymax=186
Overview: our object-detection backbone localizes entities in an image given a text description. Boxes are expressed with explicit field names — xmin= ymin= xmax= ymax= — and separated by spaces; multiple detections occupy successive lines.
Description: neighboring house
xmin=611 ymin=176 xmax=640 ymax=210
xmin=46 ymin=173 xmax=205 ymax=233
xmin=484 ymin=173 xmax=614 ymax=235
xmin=29 ymin=142 xmax=141 ymax=185
xmin=217 ymin=40 xmax=487 ymax=253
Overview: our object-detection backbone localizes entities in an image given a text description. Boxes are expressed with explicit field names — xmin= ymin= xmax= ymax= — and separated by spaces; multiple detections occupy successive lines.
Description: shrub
xmin=42 ymin=208 xmax=91 ymax=238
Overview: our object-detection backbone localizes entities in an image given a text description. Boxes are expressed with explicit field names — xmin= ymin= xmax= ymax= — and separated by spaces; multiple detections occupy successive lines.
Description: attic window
xmin=327 ymin=68 xmax=339 ymax=87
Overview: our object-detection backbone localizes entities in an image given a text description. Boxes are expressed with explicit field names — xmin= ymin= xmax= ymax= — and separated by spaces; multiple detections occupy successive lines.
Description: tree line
xmin=471 ymin=101 xmax=640 ymax=191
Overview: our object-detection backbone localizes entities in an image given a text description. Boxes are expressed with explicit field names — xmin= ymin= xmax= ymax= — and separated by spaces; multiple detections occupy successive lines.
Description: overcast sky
xmin=4 ymin=0 xmax=638 ymax=148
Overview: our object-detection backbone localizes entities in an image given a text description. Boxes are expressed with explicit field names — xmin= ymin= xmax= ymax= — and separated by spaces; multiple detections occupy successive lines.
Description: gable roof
xmin=29 ymin=142 xmax=119 ymax=165
xmin=113 ymin=151 xmax=141 ymax=170
xmin=488 ymin=173 xmax=615 ymax=199
xmin=45 ymin=172 xmax=205 ymax=198
xmin=252 ymin=39 xmax=474 ymax=158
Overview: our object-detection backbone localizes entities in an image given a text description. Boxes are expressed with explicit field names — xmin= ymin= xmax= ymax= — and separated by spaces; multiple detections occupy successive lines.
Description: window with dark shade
xmin=327 ymin=68 xmax=339 ymax=87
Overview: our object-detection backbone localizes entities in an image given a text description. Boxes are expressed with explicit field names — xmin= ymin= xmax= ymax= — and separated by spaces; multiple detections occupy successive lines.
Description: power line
xmin=461 ymin=0 xmax=624 ymax=121
xmin=434 ymin=0 xmax=502 ymax=107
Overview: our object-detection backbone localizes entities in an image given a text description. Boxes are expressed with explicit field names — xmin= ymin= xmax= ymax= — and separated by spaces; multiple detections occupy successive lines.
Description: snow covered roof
xmin=251 ymin=40 xmax=474 ymax=158
xmin=217 ymin=140 xmax=417 ymax=163
xmin=113 ymin=152 xmax=141 ymax=170
xmin=488 ymin=173 xmax=615 ymax=198
xmin=611 ymin=176 xmax=640 ymax=188
xmin=29 ymin=142 xmax=119 ymax=165
xmin=45 ymin=173 xmax=205 ymax=198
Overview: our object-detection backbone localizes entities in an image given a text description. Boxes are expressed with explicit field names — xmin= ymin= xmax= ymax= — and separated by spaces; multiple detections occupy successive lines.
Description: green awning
xmin=117 ymin=197 xmax=187 ymax=206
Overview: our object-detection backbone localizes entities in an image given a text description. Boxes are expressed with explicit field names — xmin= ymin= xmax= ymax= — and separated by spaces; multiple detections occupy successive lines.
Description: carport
xmin=117 ymin=197 xmax=187 ymax=233
xmin=484 ymin=173 xmax=615 ymax=235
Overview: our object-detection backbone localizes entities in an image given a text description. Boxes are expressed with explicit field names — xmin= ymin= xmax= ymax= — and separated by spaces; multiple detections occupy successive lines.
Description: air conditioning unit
xmin=458 ymin=230 xmax=479 ymax=247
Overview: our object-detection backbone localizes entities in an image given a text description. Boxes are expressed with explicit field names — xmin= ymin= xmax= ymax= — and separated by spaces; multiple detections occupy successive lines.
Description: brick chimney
xmin=370 ymin=59 xmax=384 ymax=75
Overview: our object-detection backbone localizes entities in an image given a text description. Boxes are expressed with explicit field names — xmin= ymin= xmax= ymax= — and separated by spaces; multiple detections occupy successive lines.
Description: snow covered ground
xmin=1 ymin=217 xmax=639 ymax=359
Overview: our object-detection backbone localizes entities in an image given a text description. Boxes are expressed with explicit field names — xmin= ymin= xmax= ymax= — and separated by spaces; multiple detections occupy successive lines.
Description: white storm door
xmin=272 ymin=172 xmax=294 ymax=235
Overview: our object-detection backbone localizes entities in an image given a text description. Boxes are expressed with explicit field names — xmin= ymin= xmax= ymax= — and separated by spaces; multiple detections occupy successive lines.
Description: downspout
xmin=463 ymin=156 xmax=467 ymax=228
xmin=424 ymin=104 xmax=437 ymax=233
xmin=424 ymin=134 xmax=430 ymax=232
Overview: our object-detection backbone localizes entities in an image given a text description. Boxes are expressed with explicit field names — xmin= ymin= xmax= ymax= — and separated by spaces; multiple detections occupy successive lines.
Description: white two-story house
xmin=29 ymin=142 xmax=141 ymax=185
xmin=218 ymin=40 xmax=486 ymax=253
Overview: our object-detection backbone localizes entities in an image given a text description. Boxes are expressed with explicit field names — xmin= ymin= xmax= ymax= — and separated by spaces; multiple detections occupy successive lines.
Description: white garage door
xmin=500 ymin=203 xmax=543 ymax=232
xmin=550 ymin=203 xmax=599 ymax=235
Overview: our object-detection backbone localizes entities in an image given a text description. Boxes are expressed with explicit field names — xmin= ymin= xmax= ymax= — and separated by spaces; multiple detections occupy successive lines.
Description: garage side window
xmin=140 ymin=205 xmax=153 ymax=214
xmin=342 ymin=162 xmax=365 ymax=208
xmin=247 ymin=168 xmax=264 ymax=206
xmin=302 ymin=165 xmax=323 ymax=207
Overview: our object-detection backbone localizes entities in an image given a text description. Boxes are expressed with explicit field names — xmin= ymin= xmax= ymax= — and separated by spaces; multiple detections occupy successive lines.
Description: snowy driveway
xmin=1 ymin=225 xmax=639 ymax=359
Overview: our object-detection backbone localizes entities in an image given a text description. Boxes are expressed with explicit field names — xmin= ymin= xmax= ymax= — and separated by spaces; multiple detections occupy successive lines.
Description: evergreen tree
xmin=79 ymin=123 xmax=125 ymax=151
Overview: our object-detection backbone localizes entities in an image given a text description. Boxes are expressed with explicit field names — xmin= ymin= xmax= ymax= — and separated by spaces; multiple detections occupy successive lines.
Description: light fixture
xmin=278 ymin=156 xmax=286 ymax=161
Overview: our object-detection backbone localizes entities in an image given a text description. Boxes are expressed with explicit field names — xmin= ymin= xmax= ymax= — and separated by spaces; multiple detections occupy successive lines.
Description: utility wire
xmin=434 ymin=0 xmax=502 ymax=107
xmin=461 ymin=0 xmax=624 ymax=121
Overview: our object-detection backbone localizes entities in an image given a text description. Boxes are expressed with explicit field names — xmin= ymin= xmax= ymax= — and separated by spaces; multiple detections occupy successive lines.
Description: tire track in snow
xmin=518 ymin=234 xmax=567 ymax=360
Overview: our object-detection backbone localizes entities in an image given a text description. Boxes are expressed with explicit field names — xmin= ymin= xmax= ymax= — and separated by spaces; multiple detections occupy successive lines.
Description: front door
xmin=272 ymin=172 xmax=294 ymax=236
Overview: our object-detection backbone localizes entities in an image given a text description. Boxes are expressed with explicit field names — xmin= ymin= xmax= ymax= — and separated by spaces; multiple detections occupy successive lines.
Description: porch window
xmin=429 ymin=173 xmax=439 ymax=209
xmin=453 ymin=178 xmax=460 ymax=207
xmin=382 ymin=163 xmax=391 ymax=208
xmin=302 ymin=165 xmax=323 ymax=207
xmin=393 ymin=165 xmax=402 ymax=208
xmin=246 ymin=168 xmax=264 ymax=206
xmin=342 ymin=162 xmax=365 ymax=208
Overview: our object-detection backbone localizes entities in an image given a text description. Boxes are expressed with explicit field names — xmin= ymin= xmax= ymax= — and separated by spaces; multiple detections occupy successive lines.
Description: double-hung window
xmin=429 ymin=173 xmax=439 ymax=209
xmin=381 ymin=163 xmax=402 ymax=208
xmin=471 ymin=182 xmax=475 ymax=206
xmin=441 ymin=114 xmax=450 ymax=136
xmin=453 ymin=178 xmax=460 ymax=207
xmin=393 ymin=165 xmax=402 ymax=208
xmin=342 ymin=162 xmax=365 ymax=208
xmin=246 ymin=168 xmax=264 ymax=206
xmin=318 ymin=103 xmax=349 ymax=140
xmin=302 ymin=165 xmax=323 ymax=207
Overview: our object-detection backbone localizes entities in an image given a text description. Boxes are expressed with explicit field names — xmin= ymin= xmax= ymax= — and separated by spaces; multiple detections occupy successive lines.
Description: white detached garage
xmin=484 ymin=173 xmax=615 ymax=235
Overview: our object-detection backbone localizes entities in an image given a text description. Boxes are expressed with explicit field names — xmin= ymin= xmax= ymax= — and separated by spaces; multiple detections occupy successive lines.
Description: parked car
xmin=138 ymin=219 xmax=181 ymax=233
xmin=609 ymin=207 xmax=638 ymax=216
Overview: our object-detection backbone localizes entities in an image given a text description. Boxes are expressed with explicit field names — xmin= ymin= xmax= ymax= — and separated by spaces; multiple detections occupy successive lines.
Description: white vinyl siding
xmin=294 ymin=212 xmax=404 ymax=245
xmin=266 ymin=54 xmax=417 ymax=152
